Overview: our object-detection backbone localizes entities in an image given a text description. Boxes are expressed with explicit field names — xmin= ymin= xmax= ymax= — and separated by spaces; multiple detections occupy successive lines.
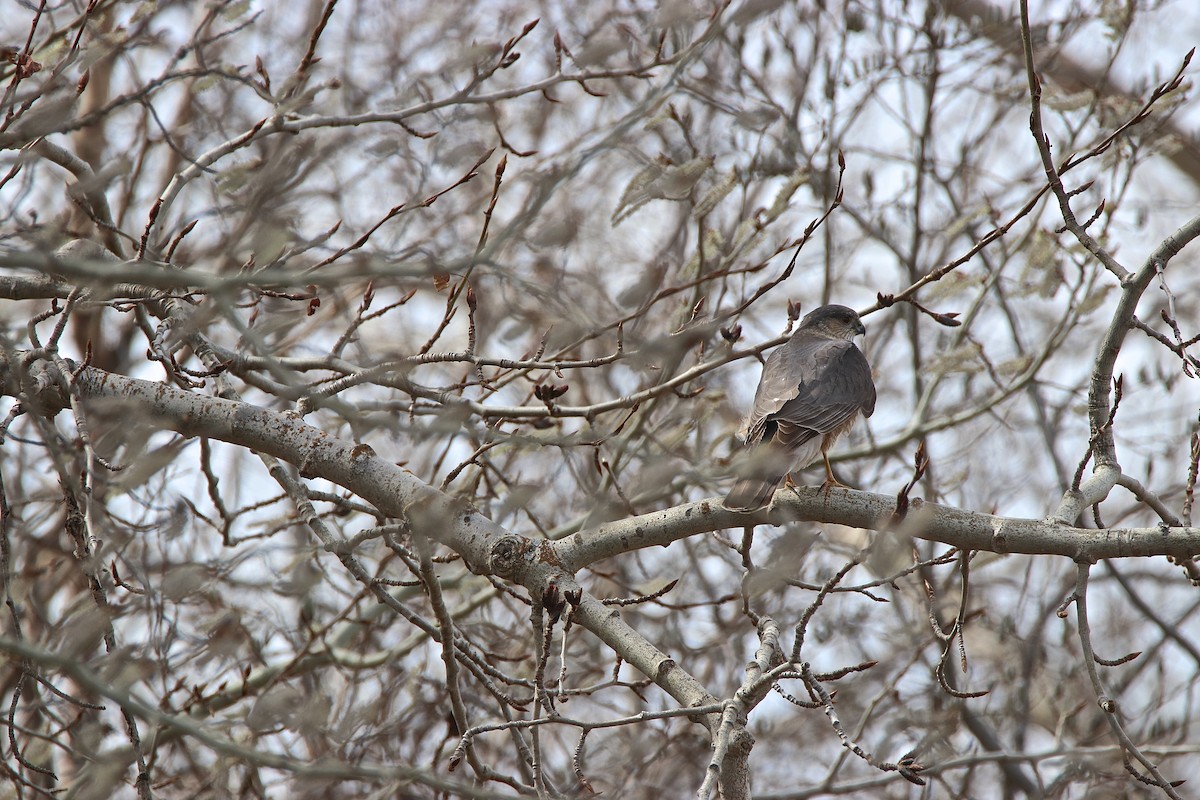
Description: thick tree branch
xmin=558 ymin=488 xmax=1200 ymax=571
xmin=1086 ymin=213 xmax=1200 ymax=465
xmin=7 ymin=355 xmax=1199 ymax=574
xmin=0 ymin=352 xmax=722 ymax=734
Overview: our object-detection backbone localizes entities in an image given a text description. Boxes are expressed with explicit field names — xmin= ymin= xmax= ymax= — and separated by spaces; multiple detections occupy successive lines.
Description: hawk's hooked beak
xmin=854 ymin=319 xmax=866 ymax=337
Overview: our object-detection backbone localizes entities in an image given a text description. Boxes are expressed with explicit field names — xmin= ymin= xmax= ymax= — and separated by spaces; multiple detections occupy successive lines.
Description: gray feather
xmin=726 ymin=305 xmax=875 ymax=510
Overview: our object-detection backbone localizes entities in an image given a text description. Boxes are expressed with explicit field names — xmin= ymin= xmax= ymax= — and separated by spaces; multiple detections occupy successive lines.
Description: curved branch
xmin=1087 ymin=213 xmax=1200 ymax=466
xmin=0 ymin=352 xmax=721 ymax=733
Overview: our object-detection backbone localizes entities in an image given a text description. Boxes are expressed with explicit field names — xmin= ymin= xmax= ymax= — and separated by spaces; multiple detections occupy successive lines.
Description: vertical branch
xmin=1017 ymin=0 xmax=1130 ymax=283
xmin=61 ymin=488 xmax=151 ymax=799
xmin=1184 ymin=430 xmax=1199 ymax=527
xmin=414 ymin=534 xmax=479 ymax=778
xmin=282 ymin=0 xmax=339 ymax=101
xmin=1072 ymin=562 xmax=1183 ymax=796
xmin=1050 ymin=213 xmax=1200 ymax=524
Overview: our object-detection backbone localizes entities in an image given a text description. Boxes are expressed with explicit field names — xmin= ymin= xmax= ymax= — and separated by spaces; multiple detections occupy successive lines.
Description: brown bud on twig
xmin=534 ymin=383 xmax=569 ymax=402
xmin=2 ymin=48 xmax=43 ymax=79
xmin=255 ymin=55 xmax=271 ymax=92
xmin=892 ymin=441 xmax=929 ymax=522
xmin=542 ymin=581 xmax=566 ymax=624
xmin=928 ymin=310 xmax=961 ymax=327
xmin=897 ymin=753 xmax=926 ymax=786
xmin=892 ymin=294 xmax=961 ymax=327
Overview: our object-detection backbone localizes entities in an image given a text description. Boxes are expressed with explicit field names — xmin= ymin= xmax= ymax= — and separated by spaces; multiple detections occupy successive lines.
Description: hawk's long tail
xmin=723 ymin=475 xmax=782 ymax=511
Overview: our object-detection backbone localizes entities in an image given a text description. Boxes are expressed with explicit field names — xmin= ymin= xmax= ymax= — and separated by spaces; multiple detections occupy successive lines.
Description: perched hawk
xmin=725 ymin=304 xmax=876 ymax=510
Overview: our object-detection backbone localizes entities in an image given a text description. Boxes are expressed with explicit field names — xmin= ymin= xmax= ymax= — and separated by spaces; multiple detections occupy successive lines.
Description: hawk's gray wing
xmin=726 ymin=314 xmax=875 ymax=511
xmin=743 ymin=334 xmax=875 ymax=450
xmin=724 ymin=309 xmax=878 ymax=510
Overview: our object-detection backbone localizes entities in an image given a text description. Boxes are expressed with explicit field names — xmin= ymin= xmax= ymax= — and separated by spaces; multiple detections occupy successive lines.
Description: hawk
xmin=725 ymin=304 xmax=876 ymax=510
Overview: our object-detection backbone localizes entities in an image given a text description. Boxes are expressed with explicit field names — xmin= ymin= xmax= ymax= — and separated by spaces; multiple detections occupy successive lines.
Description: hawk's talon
xmin=818 ymin=477 xmax=848 ymax=498
xmin=784 ymin=473 xmax=804 ymax=503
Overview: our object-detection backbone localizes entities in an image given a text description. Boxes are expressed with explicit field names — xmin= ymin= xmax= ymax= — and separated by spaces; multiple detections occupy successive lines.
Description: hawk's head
xmin=800 ymin=304 xmax=866 ymax=340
